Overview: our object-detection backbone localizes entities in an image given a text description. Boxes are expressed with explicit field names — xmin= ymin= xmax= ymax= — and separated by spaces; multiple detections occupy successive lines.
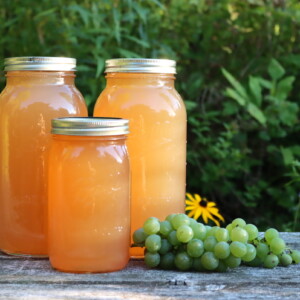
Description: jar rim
xmin=51 ymin=117 xmax=129 ymax=136
xmin=105 ymin=58 xmax=176 ymax=74
xmin=4 ymin=57 xmax=77 ymax=71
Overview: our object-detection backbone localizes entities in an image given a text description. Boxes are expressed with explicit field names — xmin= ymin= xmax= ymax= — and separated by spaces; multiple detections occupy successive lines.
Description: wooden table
xmin=0 ymin=232 xmax=299 ymax=299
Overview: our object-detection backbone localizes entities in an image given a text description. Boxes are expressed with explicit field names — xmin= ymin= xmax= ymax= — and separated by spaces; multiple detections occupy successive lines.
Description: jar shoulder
xmin=96 ymin=86 xmax=185 ymax=109
xmin=0 ymin=85 xmax=87 ymax=117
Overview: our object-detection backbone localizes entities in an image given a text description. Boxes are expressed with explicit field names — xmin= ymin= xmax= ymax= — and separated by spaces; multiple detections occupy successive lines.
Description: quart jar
xmin=0 ymin=57 xmax=88 ymax=257
xmin=48 ymin=117 xmax=130 ymax=273
xmin=93 ymin=59 xmax=187 ymax=257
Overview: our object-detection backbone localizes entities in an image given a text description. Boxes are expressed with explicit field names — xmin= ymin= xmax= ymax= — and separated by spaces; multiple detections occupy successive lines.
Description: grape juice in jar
xmin=93 ymin=59 xmax=186 ymax=257
xmin=0 ymin=57 xmax=88 ymax=256
xmin=48 ymin=118 xmax=130 ymax=273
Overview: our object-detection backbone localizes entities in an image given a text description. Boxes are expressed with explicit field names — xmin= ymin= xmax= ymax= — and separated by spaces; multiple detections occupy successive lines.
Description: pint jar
xmin=93 ymin=59 xmax=187 ymax=257
xmin=0 ymin=57 xmax=88 ymax=256
xmin=48 ymin=117 xmax=130 ymax=273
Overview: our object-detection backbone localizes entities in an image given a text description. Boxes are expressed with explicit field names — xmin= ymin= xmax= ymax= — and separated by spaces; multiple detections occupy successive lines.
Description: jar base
xmin=51 ymin=264 xmax=128 ymax=274
xmin=1 ymin=249 xmax=48 ymax=259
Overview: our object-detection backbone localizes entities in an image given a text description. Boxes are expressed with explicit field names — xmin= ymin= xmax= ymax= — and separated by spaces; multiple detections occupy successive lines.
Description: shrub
xmin=1 ymin=0 xmax=300 ymax=229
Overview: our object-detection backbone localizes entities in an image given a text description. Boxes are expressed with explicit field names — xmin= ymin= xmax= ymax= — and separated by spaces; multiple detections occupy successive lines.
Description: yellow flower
xmin=185 ymin=193 xmax=225 ymax=227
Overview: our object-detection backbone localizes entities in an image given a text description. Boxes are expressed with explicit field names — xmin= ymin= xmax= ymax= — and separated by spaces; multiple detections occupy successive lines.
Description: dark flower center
xmin=200 ymin=199 xmax=207 ymax=207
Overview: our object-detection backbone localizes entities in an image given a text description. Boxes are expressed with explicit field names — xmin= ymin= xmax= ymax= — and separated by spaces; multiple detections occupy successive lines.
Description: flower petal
xmin=186 ymin=193 xmax=197 ymax=202
xmin=202 ymin=210 xmax=208 ymax=224
xmin=185 ymin=205 xmax=197 ymax=211
xmin=205 ymin=210 xmax=221 ymax=227
xmin=185 ymin=200 xmax=197 ymax=206
xmin=208 ymin=208 xmax=225 ymax=222
xmin=187 ymin=210 xmax=195 ymax=218
xmin=193 ymin=207 xmax=202 ymax=220
xmin=194 ymin=194 xmax=202 ymax=203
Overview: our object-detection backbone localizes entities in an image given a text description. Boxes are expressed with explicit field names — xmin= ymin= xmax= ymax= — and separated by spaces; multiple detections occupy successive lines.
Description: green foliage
xmin=1 ymin=0 xmax=300 ymax=230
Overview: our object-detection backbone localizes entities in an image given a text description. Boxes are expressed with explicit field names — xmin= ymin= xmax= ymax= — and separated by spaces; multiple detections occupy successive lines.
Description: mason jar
xmin=0 ymin=57 xmax=88 ymax=256
xmin=48 ymin=117 xmax=130 ymax=273
xmin=93 ymin=58 xmax=187 ymax=257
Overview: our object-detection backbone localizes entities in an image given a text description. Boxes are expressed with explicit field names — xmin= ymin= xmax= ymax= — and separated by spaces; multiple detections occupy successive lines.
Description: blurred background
xmin=1 ymin=0 xmax=300 ymax=230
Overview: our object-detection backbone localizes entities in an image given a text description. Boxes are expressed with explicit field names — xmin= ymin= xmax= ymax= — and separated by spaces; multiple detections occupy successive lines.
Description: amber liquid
xmin=94 ymin=73 xmax=186 ymax=257
xmin=48 ymin=135 xmax=130 ymax=273
xmin=0 ymin=71 xmax=88 ymax=256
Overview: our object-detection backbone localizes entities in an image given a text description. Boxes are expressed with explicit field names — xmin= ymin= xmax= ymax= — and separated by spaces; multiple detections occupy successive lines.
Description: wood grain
xmin=0 ymin=232 xmax=299 ymax=299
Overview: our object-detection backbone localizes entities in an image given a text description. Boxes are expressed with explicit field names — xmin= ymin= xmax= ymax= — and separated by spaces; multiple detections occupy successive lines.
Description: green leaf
xmin=268 ymin=59 xmax=285 ymax=81
xmin=224 ymin=87 xmax=247 ymax=106
xmin=249 ymin=76 xmax=262 ymax=106
xmin=257 ymin=78 xmax=272 ymax=89
xmin=281 ymin=147 xmax=294 ymax=165
xmin=123 ymin=35 xmax=150 ymax=48
xmin=34 ymin=8 xmax=57 ymax=20
xmin=275 ymin=76 xmax=295 ymax=101
xmin=68 ymin=5 xmax=90 ymax=26
xmin=133 ymin=3 xmax=148 ymax=23
xmin=118 ymin=48 xmax=140 ymax=58
xmin=184 ymin=100 xmax=197 ymax=111
xmin=247 ymin=103 xmax=266 ymax=125
xmin=112 ymin=8 xmax=121 ymax=44
xmin=95 ymin=57 xmax=105 ymax=78
xmin=222 ymin=68 xmax=249 ymax=100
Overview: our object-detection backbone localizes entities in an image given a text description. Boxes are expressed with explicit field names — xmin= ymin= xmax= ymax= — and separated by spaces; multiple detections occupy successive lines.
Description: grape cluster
xmin=132 ymin=214 xmax=300 ymax=272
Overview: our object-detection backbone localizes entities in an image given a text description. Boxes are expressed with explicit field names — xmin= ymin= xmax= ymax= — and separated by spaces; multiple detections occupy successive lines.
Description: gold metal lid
xmin=4 ymin=56 xmax=77 ymax=71
xmin=51 ymin=117 xmax=129 ymax=136
xmin=105 ymin=58 xmax=176 ymax=74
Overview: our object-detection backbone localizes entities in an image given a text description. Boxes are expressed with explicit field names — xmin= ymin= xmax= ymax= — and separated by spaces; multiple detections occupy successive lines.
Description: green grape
xmin=190 ymin=222 xmax=207 ymax=240
xmin=206 ymin=226 xmax=219 ymax=237
xmin=291 ymin=250 xmax=300 ymax=263
xmin=189 ymin=218 xmax=197 ymax=225
xmin=246 ymin=256 xmax=263 ymax=267
xmin=204 ymin=236 xmax=218 ymax=252
xmin=159 ymin=252 xmax=175 ymax=270
xmin=143 ymin=217 xmax=160 ymax=235
xmin=244 ymin=224 xmax=258 ymax=241
xmin=171 ymin=213 xmax=190 ymax=229
xmin=270 ymin=237 xmax=286 ymax=255
xmin=215 ymin=228 xmax=229 ymax=242
xmin=256 ymin=242 xmax=269 ymax=260
xmin=145 ymin=252 xmax=160 ymax=268
xmin=230 ymin=241 xmax=247 ymax=258
xmin=176 ymin=225 xmax=194 ymax=243
xmin=159 ymin=239 xmax=172 ymax=255
xmin=263 ymin=253 xmax=279 ymax=268
xmin=187 ymin=239 xmax=204 ymax=258
xmin=145 ymin=234 xmax=161 ymax=253
xmin=214 ymin=241 xmax=230 ymax=259
xmin=204 ymin=226 xmax=212 ymax=237
xmin=174 ymin=252 xmax=193 ymax=271
xmin=242 ymin=244 xmax=256 ymax=262
xmin=265 ymin=228 xmax=279 ymax=243
xmin=226 ymin=223 xmax=233 ymax=232
xmin=215 ymin=260 xmax=228 ymax=273
xmin=133 ymin=228 xmax=147 ymax=244
xmin=279 ymin=253 xmax=293 ymax=267
xmin=193 ymin=257 xmax=206 ymax=272
xmin=166 ymin=213 xmax=177 ymax=224
xmin=230 ymin=227 xmax=249 ymax=243
xmin=200 ymin=252 xmax=219 ymax=271
xmin=224 ymin=255 xmax=241 ymax=268
xmin=159 ymin=221 xmax=173 ymax=237
xmin=232 ymin=218 xmax=246 ymax=228
xmin=167 ymin=230 xmax=181 ymax=246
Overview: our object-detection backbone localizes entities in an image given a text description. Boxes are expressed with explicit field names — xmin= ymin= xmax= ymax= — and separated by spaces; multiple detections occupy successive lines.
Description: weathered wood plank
xmin=0 ymin=232 xmax=299 ymax=299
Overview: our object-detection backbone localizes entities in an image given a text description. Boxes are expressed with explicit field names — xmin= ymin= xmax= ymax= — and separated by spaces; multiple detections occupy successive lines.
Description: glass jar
xmin=93 ymin=59 xmax=187 ymax=257
xmin=0 ymin=57 xmax=88 ymax=257
xmin=48 ymin=118 xmax=130 ymax=273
